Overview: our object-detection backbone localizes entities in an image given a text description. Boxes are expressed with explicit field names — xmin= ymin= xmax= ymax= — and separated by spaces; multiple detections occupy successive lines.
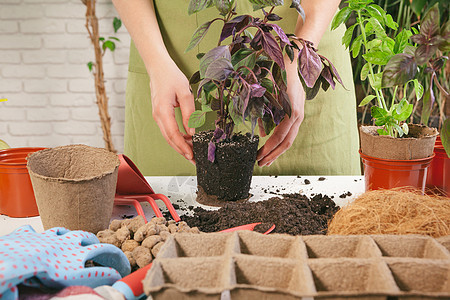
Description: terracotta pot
xmin=360 ymin=150 xmax=434 ymax=192
xmin=27 ymin=145 xmax=120 ymax=233
xmin=426 ymin=137 xmax=449 ymax=195
xmin=0 ymin=147 xmax=45 ymax=217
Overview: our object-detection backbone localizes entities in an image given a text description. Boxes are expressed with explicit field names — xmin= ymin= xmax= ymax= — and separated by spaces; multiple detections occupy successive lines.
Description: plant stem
xmin=390 ymin=85 xmax=398 ymax=110
xmin=357 ymin=10 xmax=386 ymax=110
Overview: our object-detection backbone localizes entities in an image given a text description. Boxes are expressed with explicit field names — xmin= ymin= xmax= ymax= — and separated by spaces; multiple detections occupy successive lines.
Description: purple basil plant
xmin=187 ymin=0 xmax=344 ymax=162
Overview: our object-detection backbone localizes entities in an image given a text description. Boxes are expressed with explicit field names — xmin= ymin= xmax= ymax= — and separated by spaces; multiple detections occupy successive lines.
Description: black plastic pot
xmin=193 ymin=131 xmax=259 ymax=203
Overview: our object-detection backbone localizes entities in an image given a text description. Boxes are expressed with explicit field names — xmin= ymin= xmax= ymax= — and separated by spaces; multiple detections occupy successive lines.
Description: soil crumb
xmin=318 ymin=177 xmax=326 ymax=181
xmin=182 ymin=193 xmax=338 ymax=235
xmin=339 ymin=191 xmax=353 ymax=198
xmin=304 ymin=179 xmax=311 ymax=185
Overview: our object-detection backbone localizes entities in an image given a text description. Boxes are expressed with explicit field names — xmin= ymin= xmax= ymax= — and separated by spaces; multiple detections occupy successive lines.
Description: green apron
xmin=124 ymin=1 xmax=361 ymax=176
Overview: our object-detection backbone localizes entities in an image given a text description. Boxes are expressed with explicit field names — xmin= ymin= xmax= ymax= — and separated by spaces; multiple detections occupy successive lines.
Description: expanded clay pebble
xmin=132 ymin=246 xmax=152 ymax=268
xmin=98 ymin=216 xmax=202 ymax=271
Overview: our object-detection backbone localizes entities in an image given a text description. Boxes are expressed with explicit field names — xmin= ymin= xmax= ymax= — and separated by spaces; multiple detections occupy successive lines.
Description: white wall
xmin=0 ymin=0 xmax=130 ymax=153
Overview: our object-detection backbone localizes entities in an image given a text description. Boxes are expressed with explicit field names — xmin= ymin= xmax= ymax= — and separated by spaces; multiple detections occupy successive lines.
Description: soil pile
xmin=182 ymin=193 xmax=338 ymax=235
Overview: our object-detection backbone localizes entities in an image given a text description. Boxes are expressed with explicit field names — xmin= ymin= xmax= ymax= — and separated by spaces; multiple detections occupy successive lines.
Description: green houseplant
xmin=186 ymin=0 xmax=344 ymax=203
xmin=333 ymin=0 xmax=448 ymax=192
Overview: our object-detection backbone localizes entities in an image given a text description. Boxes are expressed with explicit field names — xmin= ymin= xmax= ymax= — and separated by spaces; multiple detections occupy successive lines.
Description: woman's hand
xmin=256 ymin=57 xmax=306 ymax=167
xmin=148 ymin=60 xmax=196 ymax=164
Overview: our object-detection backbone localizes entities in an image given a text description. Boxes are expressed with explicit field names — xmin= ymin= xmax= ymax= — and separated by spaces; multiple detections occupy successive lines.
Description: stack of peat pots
xmin=359 ymin=125 xmax=439 ymax=193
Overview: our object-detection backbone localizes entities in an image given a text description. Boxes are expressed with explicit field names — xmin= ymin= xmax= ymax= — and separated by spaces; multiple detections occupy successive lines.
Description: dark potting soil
xmin=182 ymin=193 xmax=339 ymax=235
xmin=193 ymin=131 xmax=259 ymax=203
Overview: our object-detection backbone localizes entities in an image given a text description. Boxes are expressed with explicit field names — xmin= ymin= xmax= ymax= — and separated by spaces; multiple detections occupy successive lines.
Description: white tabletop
xmin=0 ymin=175 xmax=365 ymax=236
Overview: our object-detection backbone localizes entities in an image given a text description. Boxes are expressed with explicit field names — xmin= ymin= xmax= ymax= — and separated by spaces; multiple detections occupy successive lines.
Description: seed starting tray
xmin=143 ymin=232 xmax=450 ymax=300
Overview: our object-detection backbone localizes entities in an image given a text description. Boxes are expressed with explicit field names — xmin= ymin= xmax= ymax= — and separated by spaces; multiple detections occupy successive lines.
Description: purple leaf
xmin=213 ymin=127 xmax=226 ymax=141
xmin=204 ymin=57 xmax=234 ymax=81
xmin=186 ymin=19 xmax=216 ymax=52
xmin=267 ymin=13 xmax=282 ymax=21
xmin=381 ymin=53 xmax=417 ymax=87
xmin=279 ymin=89 xmax=291 ymax=118
xmin=420 ymin=3 xmax=440 ymax=39
xmin=207 ymin=141 xmax=216 ymax=163
xmin=200 ymin=46 xmax=231 ymax=77
xmin=270 ymin=24 xmax=291 ymax=45
xmin=220 ymin=15 xmax=251 ymax=43
xmin=250 ymin=83 xmax=266 ymax=98
xmin=321 ymin=65 xmax=335 ymax=90
xmin=411 ymin=33 xmax=428 ymax=45
xmin=415 ymin=44 xmax=438 ymax=65
xmin=320 ymin=55 xmax=345 ymax=88
xmin=298 ymin=46 xmax=322 ymax=88
xmin=240 ymin=83 xmax=251 ymax=118
xmin=421 ymin=76 xmax=435 ymax=125
xmin=261 ymin=31 xmax=285 ymax=69
xmin=250 ymin=30 xmax=263 ymax=51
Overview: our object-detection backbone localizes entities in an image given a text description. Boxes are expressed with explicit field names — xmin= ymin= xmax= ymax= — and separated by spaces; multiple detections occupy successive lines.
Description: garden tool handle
xmin=112 ymin=263 xmax=153 ymax=300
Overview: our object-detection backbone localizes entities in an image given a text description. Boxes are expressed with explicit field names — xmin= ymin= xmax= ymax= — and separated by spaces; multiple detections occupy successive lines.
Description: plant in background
xmin=333 ymin=0 xmax=448 ymax=148
xmin=82 ymin=0 xmax=122 ymax=153
xmin=187 ymin=0 xmax=344 ymax=162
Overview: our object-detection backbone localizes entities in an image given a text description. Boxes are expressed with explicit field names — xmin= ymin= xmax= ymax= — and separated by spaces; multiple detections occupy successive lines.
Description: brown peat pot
xmin=27 ymin=144 xmax=120 ymax=233
xmin=359 ymin=125 xmax=438 ymax=192
xmin=193 ymin=131 xmax=258 ymax=204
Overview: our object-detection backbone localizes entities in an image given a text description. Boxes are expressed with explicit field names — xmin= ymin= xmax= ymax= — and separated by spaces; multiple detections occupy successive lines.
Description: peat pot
xmin=359 ymin=125 xmax=438 ymax=192
xmin=27 ymin=144 xmax=120 ymax=233
xmin=193 ymin=131 xmax=258 ymax=205
xmin=0 ymin=147 xmax=45 ymax=217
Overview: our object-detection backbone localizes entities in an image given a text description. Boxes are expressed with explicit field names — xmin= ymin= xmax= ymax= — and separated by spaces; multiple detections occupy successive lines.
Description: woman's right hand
xmin=148 ymin=60 xmax=196 ymax=165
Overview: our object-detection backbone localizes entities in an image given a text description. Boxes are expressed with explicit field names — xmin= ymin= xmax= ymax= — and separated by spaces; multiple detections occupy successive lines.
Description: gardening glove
xmin=0 ymin=225 xmax=131 ymax=300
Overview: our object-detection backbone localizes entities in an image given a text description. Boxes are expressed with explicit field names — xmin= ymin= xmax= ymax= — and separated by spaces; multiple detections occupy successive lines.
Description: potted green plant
xmin=332 ymin=0 xmax=448 ymax=192
xmin=186 ymin=0 xmax=344 ymax=204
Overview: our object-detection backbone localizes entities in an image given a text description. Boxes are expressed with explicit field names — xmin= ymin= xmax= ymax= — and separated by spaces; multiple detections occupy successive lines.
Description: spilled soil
xmin=182 ymin=193 xmax=339 ymax=235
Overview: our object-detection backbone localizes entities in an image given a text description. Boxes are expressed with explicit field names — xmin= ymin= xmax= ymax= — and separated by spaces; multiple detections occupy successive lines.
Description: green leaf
xmin=367 ymin=17 xmax=387 ymax=38
xmin=366 ymin=39 xmax=382 ymax=50
xmin=87 ymin=61 xmax=93 ymax=72
xmin=363 ymin=51 xmax=390 ymax=65
xmin=385 ymin=14 xmax=398 ymax=30
xmin=393 ymin=124 xmax=404 ymax=137
xmin=368 ymin=72 xmax=382 ymax=90
xmin=394 ymin=30 xmax=412 ymax=54
xmin=371 ymin=106 xmax=387 ymax=120
xmin=410 ymin=0 xmax=427 ymax=17
xmin=99 ymin=37 xmax=105 ymax=42
xmin=231 ymin=48 xmax=256 ymax=72
xmin=0 ymin=139 xmax=10 ymax=150
xmin=214 ymin=0 xmax=235 ymax=16
xmin=393 ymin=98 xmax=413 ymax=121
xmin=108 ymin=37 xmax=121 ymax=42
xmin=342 ymin=24 xmax=357 ymax=49
xmin=201 ymin=104 xmax=213 ymax=112
xmin=186 ymin=20 xmax=214 ymax=52
xmin=351 ymin=35 xmax=363 ymax=58
xmin=113 ymin=17 xmax=122 ymax=33
xmin=188 ymin=110 xmax=207 ymax=128
xmin=331 ymin=6 xmax=351 ymax=31
xmin=441 ymin=118 xmax=450 ymax=157
xmin=360 ymin=63 xmax=370 ymax=81
xmin=366 ymin=5 xmax=384 ymax=26
xmin=412 ymin=79 xmax=424 ymax=100
xmin=102 ymin=40 xmax=115 ymax=52
xmin=377 ymin=128 xmax=389 ymax=135
xmin=188 ymin=0 xmax=211 ymax=15
xmin=402 ymin=123 xmax=409 ymax=135
xmin=359 ymin=95 xmax=376 ymax=107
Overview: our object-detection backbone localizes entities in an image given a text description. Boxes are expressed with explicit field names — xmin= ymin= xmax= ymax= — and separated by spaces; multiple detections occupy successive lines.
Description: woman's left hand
xmin=256 ymin=57 xmax=306 ymax=167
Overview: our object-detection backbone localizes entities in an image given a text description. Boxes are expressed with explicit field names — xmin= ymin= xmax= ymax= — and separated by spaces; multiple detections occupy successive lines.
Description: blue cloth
xmin=0 ymin=226 xmax=130 ymax=300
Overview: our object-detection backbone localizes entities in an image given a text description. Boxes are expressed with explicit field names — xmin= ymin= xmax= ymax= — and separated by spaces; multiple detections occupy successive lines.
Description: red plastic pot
xmin=426 ymin=137 xmax=449 ymax=196
xmin=359 ymin=150 xmax=434 ymax=193
xmin=0 ymin=147 xmax=45 ymax=217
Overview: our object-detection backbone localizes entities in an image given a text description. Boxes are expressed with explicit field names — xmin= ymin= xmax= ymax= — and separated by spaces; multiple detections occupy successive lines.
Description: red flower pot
xmin=0 ymin=147 xmax=45 ymax=217
xmin=359 ymin=150 xmax=434 ymax=193
xmin=426 ymin=137 xmax=449 ymax=196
